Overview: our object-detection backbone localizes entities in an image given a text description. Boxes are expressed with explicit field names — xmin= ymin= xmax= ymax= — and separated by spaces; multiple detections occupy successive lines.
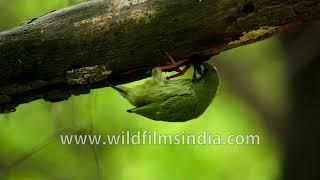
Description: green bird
xmin=108 ymin=62 xmax=219 ymax=122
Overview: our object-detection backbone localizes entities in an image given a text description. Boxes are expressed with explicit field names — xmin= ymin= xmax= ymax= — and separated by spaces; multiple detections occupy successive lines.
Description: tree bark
xmin=0 ymin=0 xmax=319 ymax=113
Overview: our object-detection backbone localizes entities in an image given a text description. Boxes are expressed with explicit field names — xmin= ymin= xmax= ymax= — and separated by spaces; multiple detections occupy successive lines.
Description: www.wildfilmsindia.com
xmin=59 ymin=130 xmax=260 ymax=146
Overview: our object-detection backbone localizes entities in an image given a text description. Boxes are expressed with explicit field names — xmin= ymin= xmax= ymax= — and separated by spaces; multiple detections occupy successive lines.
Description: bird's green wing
xmin=126 ymin=79 xmax=192 ymax=107
xmin=128 ymin=94 xmax=199 ymax=122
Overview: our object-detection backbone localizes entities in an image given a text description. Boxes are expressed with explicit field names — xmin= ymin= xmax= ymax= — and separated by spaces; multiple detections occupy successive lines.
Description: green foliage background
xmin=0 ymin=0 xmax=284 ymax=179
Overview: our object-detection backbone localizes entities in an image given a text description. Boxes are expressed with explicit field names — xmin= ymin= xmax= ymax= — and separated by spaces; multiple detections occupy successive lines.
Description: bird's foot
xmin=160 ymin=52 xmax=192 ymax=80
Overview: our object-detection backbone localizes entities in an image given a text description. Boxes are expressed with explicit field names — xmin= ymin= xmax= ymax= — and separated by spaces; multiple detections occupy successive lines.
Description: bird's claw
xmin=160 ymin=52 xmax=192 ymax=79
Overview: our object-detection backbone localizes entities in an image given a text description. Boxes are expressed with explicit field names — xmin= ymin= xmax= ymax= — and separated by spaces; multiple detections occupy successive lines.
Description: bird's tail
xmin=105 ymin=82 xmax=127 ymax=94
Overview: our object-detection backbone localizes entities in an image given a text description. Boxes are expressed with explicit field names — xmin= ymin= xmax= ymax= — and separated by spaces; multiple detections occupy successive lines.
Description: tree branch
xmin=0 ymin=0 xmax=319 ymax=113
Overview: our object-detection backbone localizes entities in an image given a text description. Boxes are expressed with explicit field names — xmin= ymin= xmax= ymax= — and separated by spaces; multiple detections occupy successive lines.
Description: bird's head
xmin=193 ymin=62 xmax=217 ymax=79
xmin=202 ymin=63 xmax=218 ymax=82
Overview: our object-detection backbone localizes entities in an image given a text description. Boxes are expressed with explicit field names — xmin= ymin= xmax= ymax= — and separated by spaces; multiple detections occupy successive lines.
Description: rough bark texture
xmin=0 ymin=0 xmax=319 ymax=113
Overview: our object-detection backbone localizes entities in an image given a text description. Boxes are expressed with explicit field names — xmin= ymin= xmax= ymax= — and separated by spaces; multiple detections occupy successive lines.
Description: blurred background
xmin=0 ymin=0 xmax=318 ymax=180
